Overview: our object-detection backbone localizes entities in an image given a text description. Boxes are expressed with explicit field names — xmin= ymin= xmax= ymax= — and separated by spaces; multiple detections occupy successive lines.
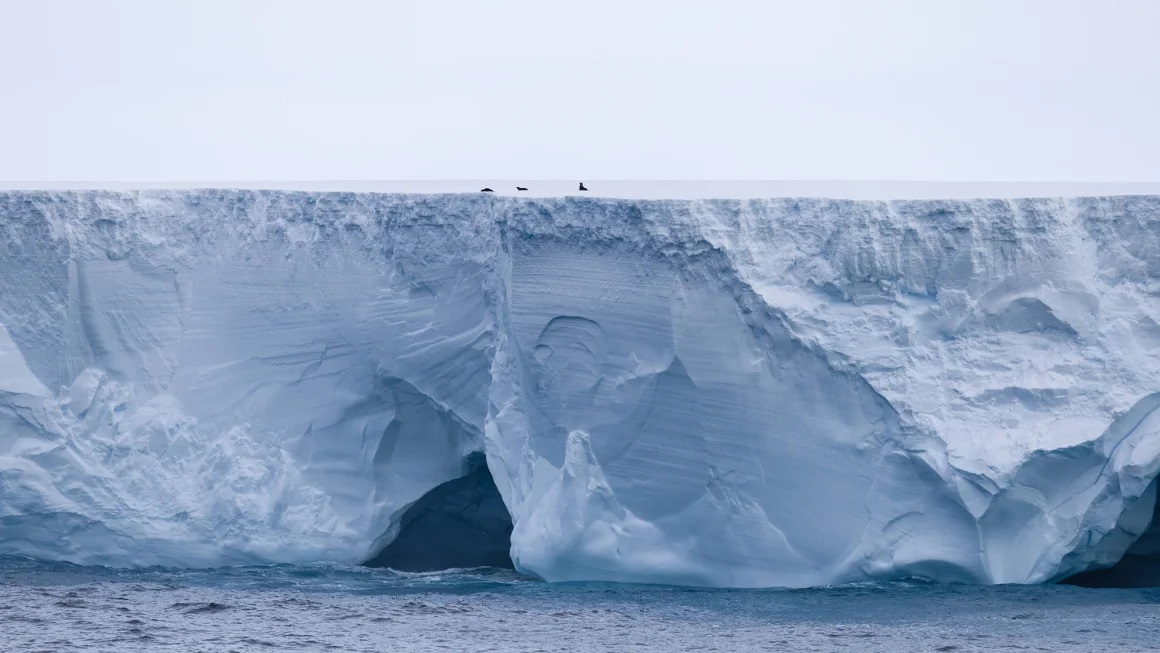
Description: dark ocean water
xmin=2 ymin=556 xmax=1159 ymax=652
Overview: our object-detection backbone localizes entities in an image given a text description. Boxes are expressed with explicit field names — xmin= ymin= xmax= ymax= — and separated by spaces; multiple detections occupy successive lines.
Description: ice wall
xmin=1 ymin=190 xmax=1159 ymax=587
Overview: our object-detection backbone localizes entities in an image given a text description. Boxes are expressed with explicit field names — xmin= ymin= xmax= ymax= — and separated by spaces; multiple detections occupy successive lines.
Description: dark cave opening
xmin=1063 ymin=553 xmax=1160 ymax=588
xmin=1062 ymin=482 xmax=1160 ymax=588
xmin=365 ymin=453 xmax=515 ymax=571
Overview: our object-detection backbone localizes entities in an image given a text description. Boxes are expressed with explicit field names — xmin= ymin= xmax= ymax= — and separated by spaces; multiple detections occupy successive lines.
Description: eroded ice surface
xmin=2 ymin=190 xmax=1160 ymax=587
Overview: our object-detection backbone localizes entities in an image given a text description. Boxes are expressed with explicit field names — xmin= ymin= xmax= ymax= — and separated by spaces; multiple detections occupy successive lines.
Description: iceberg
xmin=1 ymin=189 xmax=1160 ymax=587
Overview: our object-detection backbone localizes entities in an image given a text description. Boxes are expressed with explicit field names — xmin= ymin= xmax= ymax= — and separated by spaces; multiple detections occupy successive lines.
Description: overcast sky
xmin=1 ymin=0 xmax=1158 ymax=182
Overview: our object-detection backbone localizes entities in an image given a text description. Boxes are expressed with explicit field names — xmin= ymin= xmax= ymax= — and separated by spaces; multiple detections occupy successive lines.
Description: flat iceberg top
xmin=4 ymin=180 xmax=1160 ymax=200
xmin=1 ymin=189 xmax=1160 ymax=588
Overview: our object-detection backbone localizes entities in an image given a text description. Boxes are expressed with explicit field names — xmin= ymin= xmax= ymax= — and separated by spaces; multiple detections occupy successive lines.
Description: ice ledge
xmin=4 ymin=180 xmax=1160 ymax=200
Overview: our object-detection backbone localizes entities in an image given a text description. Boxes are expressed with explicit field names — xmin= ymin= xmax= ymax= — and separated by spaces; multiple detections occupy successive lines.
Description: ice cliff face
xmin=2 ymin=190 xmax=1160 ymax=587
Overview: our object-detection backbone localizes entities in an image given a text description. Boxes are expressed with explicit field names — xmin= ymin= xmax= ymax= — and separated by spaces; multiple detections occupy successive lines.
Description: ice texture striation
xmin=2 ymin=190 xmax=1160 ymax=587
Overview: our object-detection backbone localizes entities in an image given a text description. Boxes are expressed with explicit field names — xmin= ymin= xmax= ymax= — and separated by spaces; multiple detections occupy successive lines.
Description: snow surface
xmin=2 ymin=189 xmax=1160 ymax=587
xmin=6 ymin=180 xmax=1160 ymax=200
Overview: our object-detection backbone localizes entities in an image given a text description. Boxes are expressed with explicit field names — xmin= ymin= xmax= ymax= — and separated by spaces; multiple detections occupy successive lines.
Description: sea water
xmin=1 ymin=557 xmax=1158 ymax=652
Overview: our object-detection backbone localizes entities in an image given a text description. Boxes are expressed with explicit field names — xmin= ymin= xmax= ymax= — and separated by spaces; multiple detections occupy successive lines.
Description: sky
xmin=1 ymin=0 xmax=1158 ymax=182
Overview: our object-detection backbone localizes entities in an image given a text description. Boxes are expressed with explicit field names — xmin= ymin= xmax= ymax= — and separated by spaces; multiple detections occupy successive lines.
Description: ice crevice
xmin=2 ymin=190 xmax=1160 ymax=588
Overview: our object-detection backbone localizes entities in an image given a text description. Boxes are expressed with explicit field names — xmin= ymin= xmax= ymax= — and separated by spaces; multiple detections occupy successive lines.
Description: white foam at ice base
xmin=2 ymin=188 xmax=1160 ymax=586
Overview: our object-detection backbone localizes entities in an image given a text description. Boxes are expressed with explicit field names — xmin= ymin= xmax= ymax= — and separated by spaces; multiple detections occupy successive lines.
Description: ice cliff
xmin=2 ymin=190 xmax=1160 ymax=588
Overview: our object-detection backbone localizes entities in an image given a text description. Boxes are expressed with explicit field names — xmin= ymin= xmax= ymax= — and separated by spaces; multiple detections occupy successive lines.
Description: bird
xmin=480 ymin=188 xmax=494 ymax=192
xmin=578 ymin=182 xmax=588 ymax=191
xmin=516 ymin=186 xmax=528 ymax=191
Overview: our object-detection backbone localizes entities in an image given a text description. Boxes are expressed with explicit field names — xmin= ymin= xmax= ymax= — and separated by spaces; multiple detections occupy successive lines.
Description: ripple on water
xmin=53 ymin=600 xmax=85 ymax=608
xmin=1 ymin=558 xmax=1158 ymax=652
xmin=170 ymin=601 xmax=231 ymax=614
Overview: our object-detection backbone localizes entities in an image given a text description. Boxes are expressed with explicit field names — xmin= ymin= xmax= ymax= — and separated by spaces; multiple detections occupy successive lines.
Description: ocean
xmin=1 ymin=556 xmax=1158 ymax=652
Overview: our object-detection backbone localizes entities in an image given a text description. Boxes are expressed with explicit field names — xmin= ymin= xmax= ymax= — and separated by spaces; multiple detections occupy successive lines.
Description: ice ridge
xmin=1 ymin=190 xmax=1160 ymax=587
